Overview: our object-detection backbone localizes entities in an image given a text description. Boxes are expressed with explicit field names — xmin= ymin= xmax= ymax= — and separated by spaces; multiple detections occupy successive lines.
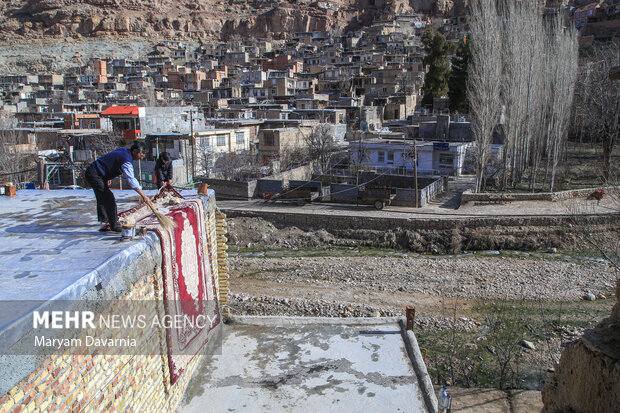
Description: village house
xmin=350 ymin=137 xmax=472 ymax=176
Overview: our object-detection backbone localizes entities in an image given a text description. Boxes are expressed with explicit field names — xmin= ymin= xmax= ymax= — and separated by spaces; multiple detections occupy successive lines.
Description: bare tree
xmin=305 ymin=124 xmax=334 ymax=174
xmin=396 ymin=70 xmax=415 ymax=120
xmin=0 ymin=129 xmax=37 ymax=186
xmin=481 ymin=299 xmax=527 ymax=390
xmin=499 ymin=0 xmax=544 ymax=188
xmin=279 ymin=146 xmax=307 ymax=171
xmin=214 ymin=151 xmax=256 ymax=180
xmin=542 ymin=13 xmax=578 ymax=192
xmin=468 ymin=0 xmax=503 ymax=192
xmin=90 ymin=132 xmax=122 ymax=159
xmin=573 ymin=43 xmax=620 ymax=182
xmin=196 ymin=137 xmax=214 ymax=177
xmin=469 ymin=1 xmax=577 ymax=192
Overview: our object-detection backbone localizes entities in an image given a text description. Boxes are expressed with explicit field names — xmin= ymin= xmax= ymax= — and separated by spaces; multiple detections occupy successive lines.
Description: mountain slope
xmin=0 ymin=0 xmax=465 ymax=43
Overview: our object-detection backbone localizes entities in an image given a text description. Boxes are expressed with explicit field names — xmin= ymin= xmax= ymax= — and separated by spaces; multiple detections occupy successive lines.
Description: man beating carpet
xmin=85 ymin=142 xmax=152 ymax=232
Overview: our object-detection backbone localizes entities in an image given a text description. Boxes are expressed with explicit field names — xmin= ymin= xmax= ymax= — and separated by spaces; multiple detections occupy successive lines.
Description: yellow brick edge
xmin=215 ymin=210 xmax=230 ymax=310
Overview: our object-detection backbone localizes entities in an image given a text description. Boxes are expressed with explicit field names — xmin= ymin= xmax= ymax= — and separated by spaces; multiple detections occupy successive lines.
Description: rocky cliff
xmin=0 ymin=0 xmax=466 ymax=43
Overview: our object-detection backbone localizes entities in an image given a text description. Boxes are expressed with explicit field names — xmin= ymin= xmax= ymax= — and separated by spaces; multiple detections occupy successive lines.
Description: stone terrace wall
xmin=461 ymin=186 xmax=619 ymax=205
xmin=223 ymin=208 xmax=619 ymax=232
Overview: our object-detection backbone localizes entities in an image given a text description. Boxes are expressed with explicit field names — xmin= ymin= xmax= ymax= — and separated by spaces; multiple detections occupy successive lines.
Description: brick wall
xmin=0 ymin=273 xmax=209 ymax=413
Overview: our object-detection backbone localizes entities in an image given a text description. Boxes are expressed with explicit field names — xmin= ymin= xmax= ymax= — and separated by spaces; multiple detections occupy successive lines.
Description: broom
xmin=145 ymin=199 xmax=176 ymax=231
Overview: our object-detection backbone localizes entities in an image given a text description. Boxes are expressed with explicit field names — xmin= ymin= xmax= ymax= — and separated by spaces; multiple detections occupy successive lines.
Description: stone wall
xmin=200 ymin=164 xmax=312 ymax=200
xmin=461 ymin=186 xmax=619 ymax=205
xmin=201 ymin=179 xmax=258 ymax=200
xmin=223 ymin=208 xmax=618 ymax=232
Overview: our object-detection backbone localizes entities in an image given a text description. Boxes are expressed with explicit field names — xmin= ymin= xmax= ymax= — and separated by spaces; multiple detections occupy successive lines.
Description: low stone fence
xmin=419 ymin=177 xmax=446 ymax=207
xmin=201 ymin=178 xmax=258 ymax=200
xmin=329 ymin=177 xmax=445 ymax=208
xmin=200 ymin=164 xmax=312 ymax=200
xmin=461 ymin=186 xmax=618 ymax=205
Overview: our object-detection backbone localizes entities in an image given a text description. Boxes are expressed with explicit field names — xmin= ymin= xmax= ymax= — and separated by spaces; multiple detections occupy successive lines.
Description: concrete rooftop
xmin=178 ymin=317 xmax=436 ymax=413
xmin=0 ymin=189 xmax=203 ymax=353
xmin=0 ymin=189 xmax=165 ymax=303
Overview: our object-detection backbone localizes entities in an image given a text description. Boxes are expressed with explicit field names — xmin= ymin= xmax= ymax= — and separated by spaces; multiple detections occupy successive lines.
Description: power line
xmin=0 ymin=167 xmax=37 ymax=177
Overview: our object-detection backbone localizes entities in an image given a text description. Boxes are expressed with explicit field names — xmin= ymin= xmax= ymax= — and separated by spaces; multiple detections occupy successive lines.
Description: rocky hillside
xmin=0 ymin=0 xmax=466 ymax=43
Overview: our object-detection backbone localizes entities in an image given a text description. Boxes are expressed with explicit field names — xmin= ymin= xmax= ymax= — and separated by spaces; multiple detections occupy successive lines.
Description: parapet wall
xmin=0 ymin=271 xmax=217 ymax=412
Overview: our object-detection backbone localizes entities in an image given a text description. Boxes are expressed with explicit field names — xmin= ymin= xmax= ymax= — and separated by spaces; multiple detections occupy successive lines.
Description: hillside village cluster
xmin=0 ymin=12 xmax=484 ymax=191
xmin=0 ymin=3 xmax=617 ymax=191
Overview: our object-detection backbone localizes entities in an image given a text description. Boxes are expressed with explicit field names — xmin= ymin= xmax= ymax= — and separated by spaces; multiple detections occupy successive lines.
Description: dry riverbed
xmin=226 ymin=250 xmax=616 ymax=324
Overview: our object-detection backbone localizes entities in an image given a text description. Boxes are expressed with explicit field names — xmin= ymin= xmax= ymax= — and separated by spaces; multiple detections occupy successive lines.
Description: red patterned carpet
xmin=118 ymin=186 xmax=220 ymax=384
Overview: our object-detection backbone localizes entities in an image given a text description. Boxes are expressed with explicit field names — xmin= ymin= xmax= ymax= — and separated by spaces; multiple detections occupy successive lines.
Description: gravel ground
xmin=225 ymin=254 xmax=617 ymax=330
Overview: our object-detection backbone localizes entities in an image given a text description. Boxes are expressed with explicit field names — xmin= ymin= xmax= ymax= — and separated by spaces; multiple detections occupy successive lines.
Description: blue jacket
xmin=91 ymin=148 xmax=133 ymax=181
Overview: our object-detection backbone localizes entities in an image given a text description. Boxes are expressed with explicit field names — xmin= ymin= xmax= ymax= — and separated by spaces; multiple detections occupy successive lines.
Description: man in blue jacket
xmin=85 ymin=142 xmax=151 ymax=232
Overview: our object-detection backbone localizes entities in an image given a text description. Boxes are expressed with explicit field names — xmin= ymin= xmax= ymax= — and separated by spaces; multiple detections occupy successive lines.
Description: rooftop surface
xmin=179 ymin=317 xmax=435 ymax=413
xmin=0 ymin=189 xmax=162 ymax=303
xmin=0 ymin=189 xmax=205 ymax=352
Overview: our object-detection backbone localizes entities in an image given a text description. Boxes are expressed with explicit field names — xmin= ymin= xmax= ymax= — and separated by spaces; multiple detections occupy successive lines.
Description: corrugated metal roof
xmin=101 ymin=105 xmax=140 ymax=116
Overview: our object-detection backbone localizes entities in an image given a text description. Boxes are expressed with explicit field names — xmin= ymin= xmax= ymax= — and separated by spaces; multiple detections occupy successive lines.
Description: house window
xmin=439 ymin=154 xmax=454 ymax=166
xmin=378 ymin=151 xmax=385 ymax=163
xmin=89 ymin=120 xmax=97 ymax=129
xmin=387 ymin=151 xmax=394 ymax=164
xmin=236 ymin=132 xmax=245 ymax=145
xmin=263 ymin=134 xmax=275 ymax=146
xmin=216 ymin=134 xmax=226 ymax=146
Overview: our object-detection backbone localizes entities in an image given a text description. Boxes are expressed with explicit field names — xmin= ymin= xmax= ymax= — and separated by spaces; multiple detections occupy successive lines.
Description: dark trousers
xmin=85 ymin=165 xmax=119 ymax=230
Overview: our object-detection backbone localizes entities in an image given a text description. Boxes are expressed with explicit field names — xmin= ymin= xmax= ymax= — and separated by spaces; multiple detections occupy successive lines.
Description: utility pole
xmin=190 ymin=108 xmax=195 ymax=183
xmin=413 ymin=139 xmax=418 ymax=208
